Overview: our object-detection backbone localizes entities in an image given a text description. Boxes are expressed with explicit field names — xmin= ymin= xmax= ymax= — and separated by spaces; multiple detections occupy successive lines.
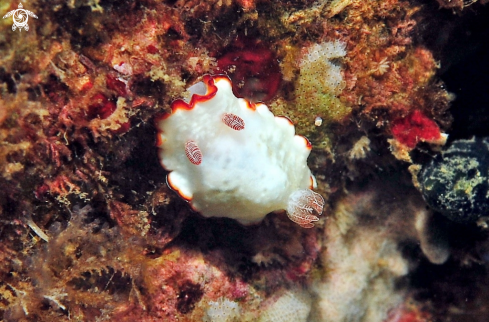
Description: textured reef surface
xmin=1 ymin=0 xmax=489 ymax=321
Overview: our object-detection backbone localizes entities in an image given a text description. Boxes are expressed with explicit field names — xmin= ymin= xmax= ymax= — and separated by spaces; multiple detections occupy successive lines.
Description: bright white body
xmin=157 ymin=76 xmax=323 ymax=227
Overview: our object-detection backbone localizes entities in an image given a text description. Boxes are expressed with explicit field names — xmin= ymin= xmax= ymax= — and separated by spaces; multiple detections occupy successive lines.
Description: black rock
xmin=418 ymin=137 xmax=489 ymax=222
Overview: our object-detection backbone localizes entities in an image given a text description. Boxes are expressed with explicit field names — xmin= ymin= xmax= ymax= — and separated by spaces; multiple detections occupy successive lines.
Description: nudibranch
xmin=156 ymin=75 xmax=324 ymax=228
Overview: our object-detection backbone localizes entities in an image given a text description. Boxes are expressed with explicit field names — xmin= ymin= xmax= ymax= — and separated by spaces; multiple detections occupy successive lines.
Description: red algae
xmin=216 ymin=38 xmax=282 ymax=102
xmin=87 ymin=94 xmax=117 ymax=120
xmin=106 ymin=73 xmax=128 ymax=97
xmin=391 ymin=110 xmax=443 ymax=148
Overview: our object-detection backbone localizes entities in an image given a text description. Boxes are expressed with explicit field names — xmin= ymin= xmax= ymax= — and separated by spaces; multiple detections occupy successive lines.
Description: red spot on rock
xmin=132 ymin=96 xmax=156 ymax=109
xmin=394 ymin=311 xmax=423 ymax=322
xmin=106 ymin=74 xmax=127 ymax=96
xmin=34 ymin=184 xmax=50 ymax=201
xmin=216 ymin=38 xmax=282 ymax=102
xmin=385 ymin=305 xmax=431 ymax=322
xmin=87 ymin=93 xmax=117 ymax=120
xmin=80 ymin=80 xmax=93 ymax=92
xmin=147 ymin=45 xmax=158 ymax=54
xmin=231 ymin=280 xmax=249 ymax=299
xmin=391 ymin=110 xmax=442 ymax=148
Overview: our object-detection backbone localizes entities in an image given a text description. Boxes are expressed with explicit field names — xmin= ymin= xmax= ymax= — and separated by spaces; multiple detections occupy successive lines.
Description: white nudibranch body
xmin=156 ymin=75 xmax=324 ymax=228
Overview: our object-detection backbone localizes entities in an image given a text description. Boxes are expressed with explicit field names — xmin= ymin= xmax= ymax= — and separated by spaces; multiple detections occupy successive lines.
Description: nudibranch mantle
xmin=156 ymin=75 xmax=324 ymax=228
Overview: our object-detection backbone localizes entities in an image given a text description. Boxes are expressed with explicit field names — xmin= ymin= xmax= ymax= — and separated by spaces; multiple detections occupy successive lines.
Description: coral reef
xmin=1 ymin=0 xmax=489 ymax=321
